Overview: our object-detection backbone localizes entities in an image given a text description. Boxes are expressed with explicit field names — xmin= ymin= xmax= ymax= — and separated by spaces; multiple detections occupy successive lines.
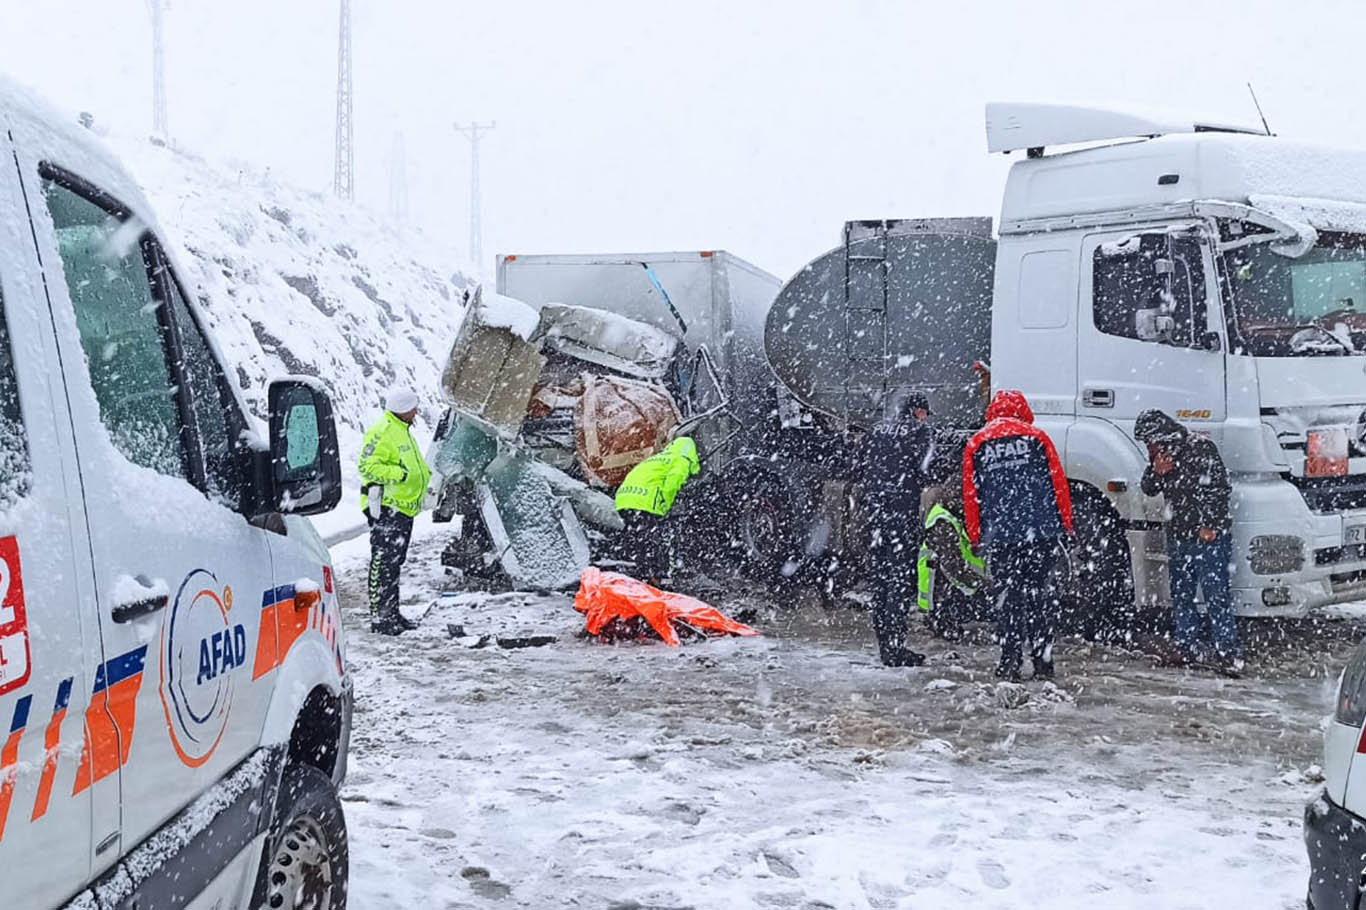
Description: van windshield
xmin=1221 ymin=230 xmax=1366 ymax=356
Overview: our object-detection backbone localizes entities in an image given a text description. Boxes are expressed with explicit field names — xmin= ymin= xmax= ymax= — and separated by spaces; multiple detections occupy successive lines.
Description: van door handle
xmin=111 ymin=578 xmax=169 ymax=623
xmin=1083 ymin=388 xmax=1115 ymax=408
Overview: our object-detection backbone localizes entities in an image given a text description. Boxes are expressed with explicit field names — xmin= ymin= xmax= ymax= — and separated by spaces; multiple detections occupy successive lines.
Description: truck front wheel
xmin=256 ymin=764 xmax=349 ymax=910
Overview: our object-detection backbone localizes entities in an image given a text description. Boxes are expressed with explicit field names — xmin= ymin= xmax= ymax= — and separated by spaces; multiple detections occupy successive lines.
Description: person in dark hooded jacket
xmin=1134 ymin=409 xmax=1242 ymax=666
xmin=963 ymin=390 xmax=1074 ymax=680
xmin=858 ymin=395 xmax=936 ymax=667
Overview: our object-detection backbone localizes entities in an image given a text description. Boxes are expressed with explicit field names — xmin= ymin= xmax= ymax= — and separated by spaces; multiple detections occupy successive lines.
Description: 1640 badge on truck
xmin=0 ymin=537 xmax=31 ymax=698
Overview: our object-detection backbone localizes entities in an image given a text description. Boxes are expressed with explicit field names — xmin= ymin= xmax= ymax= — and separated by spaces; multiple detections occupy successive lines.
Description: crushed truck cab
xmin=0 ymin=78 xmax=351 ymax=908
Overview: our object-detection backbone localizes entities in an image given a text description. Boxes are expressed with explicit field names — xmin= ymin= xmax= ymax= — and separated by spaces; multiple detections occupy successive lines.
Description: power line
xmin=388 ymin=131 xmax=409 ymax=224
xmin=454 ymin=121 xmax=495 ymax=265
xmin=146 ymin=0 xmax=169 ymax=140
xmin=333 ymin=0 xmax=354 ymax=200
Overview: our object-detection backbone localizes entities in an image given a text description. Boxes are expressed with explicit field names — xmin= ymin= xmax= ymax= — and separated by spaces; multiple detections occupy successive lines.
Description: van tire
xmin=1060 ymin=486 xmax=1136 ymax=642
xmin=255 ymin=763 xmax=348 ymax=910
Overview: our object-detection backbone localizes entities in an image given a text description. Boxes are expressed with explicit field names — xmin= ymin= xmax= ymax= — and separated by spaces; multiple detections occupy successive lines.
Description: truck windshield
xmin=1221 ymin=230 xmax=1366 ymax=356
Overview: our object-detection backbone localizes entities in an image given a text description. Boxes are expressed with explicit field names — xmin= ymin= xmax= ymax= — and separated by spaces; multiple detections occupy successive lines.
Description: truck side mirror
xmin=1135 ymin=308 xmax=1175 ymax=343
xmin=268 ymin=378 xmax=342 ymax=515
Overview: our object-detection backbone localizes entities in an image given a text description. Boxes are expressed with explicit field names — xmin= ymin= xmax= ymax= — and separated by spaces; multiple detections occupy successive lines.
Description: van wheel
xmin=1060 ymin=487 xmax=1136 ymax=642
xmin=257 ymin=764 xmax=348 ymax=910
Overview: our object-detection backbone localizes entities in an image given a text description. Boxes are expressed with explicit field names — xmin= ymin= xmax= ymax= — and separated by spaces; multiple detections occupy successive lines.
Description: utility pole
xmin=333 ymin=0 xmax=355 ymax=200
xmin=388 ymin=131 xmax=409 ymax=224
xmin=454 ymin=121 xmax=495 ymax=265
xmin=146 ymin=0 xmax=169 ymax=140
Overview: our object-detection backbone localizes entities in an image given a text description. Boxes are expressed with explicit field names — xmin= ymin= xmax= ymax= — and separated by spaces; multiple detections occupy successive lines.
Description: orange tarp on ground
xmin=574 ymin=567 xmax=759 ymax=647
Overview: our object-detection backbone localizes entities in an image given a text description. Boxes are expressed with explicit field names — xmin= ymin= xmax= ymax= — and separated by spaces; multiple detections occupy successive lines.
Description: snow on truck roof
xmin=991 ymin=103 xmax=1366 ymax=230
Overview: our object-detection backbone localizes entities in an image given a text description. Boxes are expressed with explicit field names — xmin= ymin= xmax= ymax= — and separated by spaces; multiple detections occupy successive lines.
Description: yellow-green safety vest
xmin=917 ymin=503 xmax=987 ymax=612
xmin=358 ymin=411 xmax=432 ymax=518
xmin=614 ymin=437 xmax=699 ymax=517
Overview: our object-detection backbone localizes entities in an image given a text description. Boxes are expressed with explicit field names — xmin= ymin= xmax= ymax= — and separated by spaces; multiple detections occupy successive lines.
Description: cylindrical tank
xmin=765 ymin=220 xmax=996 ymax=429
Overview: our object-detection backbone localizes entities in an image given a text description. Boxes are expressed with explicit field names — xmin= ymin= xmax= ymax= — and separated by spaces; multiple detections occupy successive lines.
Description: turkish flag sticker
xmin=0 ymin=536 xmax=31 ymax=697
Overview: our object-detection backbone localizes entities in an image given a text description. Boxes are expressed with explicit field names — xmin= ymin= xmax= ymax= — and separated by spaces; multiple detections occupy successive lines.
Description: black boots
xmin=1031 ymin=656 xmax=1055 ymax=680
xmin=881 ymin=647 xmax=926 ymax=668
xmin=995 ymin=650 xmax=1022 ymax=681
xmin=371 ymin=612 xmax=418 ymax=636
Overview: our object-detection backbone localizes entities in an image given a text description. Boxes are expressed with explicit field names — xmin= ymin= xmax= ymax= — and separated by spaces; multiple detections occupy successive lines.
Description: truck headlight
xmin=1249 ymin=535 xmax=1305 ymax=575
xmin=1337 ymin=641 xmax=1366 ymax=726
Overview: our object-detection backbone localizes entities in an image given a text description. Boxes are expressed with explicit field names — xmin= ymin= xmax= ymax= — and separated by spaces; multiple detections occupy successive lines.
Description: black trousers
xmin=867 ymin=508 xmax=921 ymax=663
xmin=621 ymin=509 xmax=670 ymax=581
xmin=988 ymin=538 xmax=1060 ymax=660
xmin=368 ymin=507 xmax=414 ymax=622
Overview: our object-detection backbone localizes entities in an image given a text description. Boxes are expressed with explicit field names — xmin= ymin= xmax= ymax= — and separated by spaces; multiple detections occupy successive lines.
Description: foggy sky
xmin=3 ymin=0 xmax=1364 ymax=280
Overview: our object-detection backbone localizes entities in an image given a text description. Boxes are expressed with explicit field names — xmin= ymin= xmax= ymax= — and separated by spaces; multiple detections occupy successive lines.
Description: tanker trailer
xmin=742 ymin=218 xmax=996 ymax=586
xmin=757 ymin=217 xmax=1132 ymax=637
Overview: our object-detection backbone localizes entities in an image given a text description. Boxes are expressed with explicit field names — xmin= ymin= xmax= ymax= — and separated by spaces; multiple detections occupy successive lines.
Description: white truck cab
xmin=0 ymin=80 xmax=351 ymax=908
xmin=988 ymin=103 xmax=1366 ymax=617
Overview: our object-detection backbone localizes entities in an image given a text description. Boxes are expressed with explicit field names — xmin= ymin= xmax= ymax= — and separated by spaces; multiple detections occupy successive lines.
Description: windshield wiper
xmin=1290 ymin=323 xmax=1354 ymax=355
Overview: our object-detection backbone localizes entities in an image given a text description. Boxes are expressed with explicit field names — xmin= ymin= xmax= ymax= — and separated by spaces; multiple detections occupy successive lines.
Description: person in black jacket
xmin=1135 ymin=410 xmax=1242 ymax=666
xmin=859 ymin=395 xmax=936 ymax=667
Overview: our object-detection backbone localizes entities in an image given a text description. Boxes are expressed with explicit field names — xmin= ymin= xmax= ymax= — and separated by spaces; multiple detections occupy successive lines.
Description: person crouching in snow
xmin=963 ymin=390 xmax=1073 ymax=680
xmin=917 ymin=480 xmax=990 ymax=641
xmin=1134 ymin=409 xmax=1243 ymax=669
xmin=359 ymin=388 xmax=431 ymax=636
xmin=613 ymin=436 xmax=700 ymax=585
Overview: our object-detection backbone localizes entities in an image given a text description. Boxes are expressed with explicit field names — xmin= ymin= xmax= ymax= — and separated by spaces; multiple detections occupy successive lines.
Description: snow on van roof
xmin=0 ymin=74 xmax=157 ymax=226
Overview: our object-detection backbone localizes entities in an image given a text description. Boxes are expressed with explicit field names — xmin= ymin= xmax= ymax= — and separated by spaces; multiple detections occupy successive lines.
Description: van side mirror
xmin=268 ymin=378 xmax=342 ymax=515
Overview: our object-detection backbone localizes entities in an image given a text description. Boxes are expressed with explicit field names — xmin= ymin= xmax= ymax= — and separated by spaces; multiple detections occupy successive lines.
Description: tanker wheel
xmin=1058 ymin=485 xmax=1137 ymax=642
xmin=736 ymin=473 xmax=800 ymax=582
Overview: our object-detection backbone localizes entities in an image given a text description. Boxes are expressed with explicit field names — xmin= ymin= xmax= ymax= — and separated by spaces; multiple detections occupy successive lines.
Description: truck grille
xmin=1316 ymin=544 xmax=1366 ymax=567
xmin=1290 ymin=474 xmax=1366 ymax=513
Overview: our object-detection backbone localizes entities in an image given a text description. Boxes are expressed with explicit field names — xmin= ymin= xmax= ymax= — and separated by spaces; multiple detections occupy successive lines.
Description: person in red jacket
xmin=963 ymin=390 xmax=1074 ymax=680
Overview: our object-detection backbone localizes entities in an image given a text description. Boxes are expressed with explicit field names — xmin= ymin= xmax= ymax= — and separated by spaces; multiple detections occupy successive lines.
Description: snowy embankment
xmin=106 ymin=131 xmax=472 ymax=536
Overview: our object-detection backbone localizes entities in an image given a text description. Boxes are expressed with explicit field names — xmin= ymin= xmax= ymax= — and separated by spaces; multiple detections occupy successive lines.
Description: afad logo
xmin=159 ymin=569 xmax=246 ymax=768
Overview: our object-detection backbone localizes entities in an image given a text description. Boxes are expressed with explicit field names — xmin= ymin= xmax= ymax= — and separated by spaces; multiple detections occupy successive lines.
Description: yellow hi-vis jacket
xmin=358 ymin=411 xmax=431 ymax=518
xmin=918 ymin=503 xmax=987 ymax=612
xmin=614 ymin=437 xmax=699 ymax=517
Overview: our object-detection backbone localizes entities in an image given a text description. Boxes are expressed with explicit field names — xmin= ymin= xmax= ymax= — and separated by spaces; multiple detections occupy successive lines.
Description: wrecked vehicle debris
xmin=429 ymin=253 xmax=782 ymax=590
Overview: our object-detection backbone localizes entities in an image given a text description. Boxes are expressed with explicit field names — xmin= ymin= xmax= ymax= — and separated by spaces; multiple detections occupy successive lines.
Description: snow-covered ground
xmin=332 ymin=525 xmax=1326 ymax=909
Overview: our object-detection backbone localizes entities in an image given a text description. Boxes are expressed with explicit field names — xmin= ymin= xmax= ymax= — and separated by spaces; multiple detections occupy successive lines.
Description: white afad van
xmin=0 ymin=83 xmax=352 ymax=908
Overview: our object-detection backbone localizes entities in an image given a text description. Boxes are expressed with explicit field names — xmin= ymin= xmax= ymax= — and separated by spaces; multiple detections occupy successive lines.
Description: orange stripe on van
xmin=73 ymin=647 xmax=146 ymax=795
xmin=0 ymin=694 xmax=32 ymax=843
xmin=253 ymin=585 xmax=295 ymax=680
xmin=30 ymin=678 xmax=72 ymax=821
